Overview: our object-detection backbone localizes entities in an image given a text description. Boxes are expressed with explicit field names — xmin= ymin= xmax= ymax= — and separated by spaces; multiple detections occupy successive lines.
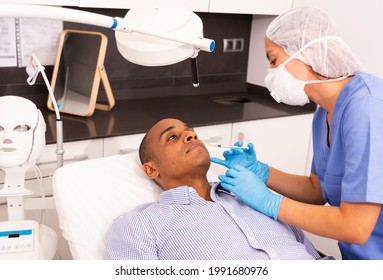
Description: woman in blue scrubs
xmin=212 ymin=6 xmax=383 ymax=259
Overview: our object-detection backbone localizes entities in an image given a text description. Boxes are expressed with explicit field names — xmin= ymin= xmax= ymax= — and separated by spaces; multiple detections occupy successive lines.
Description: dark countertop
xmin=41 ymin=84 xmax=316 ymax=145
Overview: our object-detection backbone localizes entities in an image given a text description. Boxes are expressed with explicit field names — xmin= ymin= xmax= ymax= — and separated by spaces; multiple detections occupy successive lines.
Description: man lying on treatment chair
xmin=106 ymin=118 xmax=332 ymax=260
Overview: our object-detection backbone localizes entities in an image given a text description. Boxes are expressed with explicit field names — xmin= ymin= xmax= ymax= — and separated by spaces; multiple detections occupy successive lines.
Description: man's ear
xmin=142 ymin=161 xmax=160 ymax=180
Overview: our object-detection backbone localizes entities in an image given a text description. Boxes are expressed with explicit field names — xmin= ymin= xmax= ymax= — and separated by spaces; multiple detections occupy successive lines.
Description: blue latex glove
xmin=219 ymin=165 xmax=283 ymax=220
xmin=211 ymin=142 xmax=270 ymax=183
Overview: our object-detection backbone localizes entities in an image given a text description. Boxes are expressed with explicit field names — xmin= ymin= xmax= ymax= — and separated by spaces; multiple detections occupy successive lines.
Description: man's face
xmin=146 ymin=118 xmax=211 ymax=186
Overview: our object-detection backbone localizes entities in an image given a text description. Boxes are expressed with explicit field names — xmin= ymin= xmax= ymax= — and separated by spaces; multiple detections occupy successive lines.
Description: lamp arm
xmin=1 ymin=4 xmax=113 ymax=29
xmin=0 ymin=4 xmax=215 ymax=52
xmin=114 ymin=18 xmax=215 ymax=52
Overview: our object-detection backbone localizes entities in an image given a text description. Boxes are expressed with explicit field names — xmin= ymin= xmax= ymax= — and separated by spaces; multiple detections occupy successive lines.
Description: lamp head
xmin=0 ymin=96 xmax=46 ymax=168
xmin=115 ymin=1 xmax=205 ymax=66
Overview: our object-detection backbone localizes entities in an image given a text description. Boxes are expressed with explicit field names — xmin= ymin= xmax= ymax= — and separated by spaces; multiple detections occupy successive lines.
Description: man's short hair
xmin=138 ymin=132 xmax=153 ymax=164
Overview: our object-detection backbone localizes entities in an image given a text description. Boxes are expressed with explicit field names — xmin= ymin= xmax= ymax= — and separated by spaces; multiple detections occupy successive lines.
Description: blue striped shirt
xmin=106 ymin=183 xmax=324 ymax=260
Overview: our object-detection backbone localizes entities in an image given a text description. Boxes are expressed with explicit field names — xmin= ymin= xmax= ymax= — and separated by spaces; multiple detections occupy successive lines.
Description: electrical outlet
xmin=223 ymin=38 xmax=244 ymax=52
xmin=233 ymin=38 xmax=244 ymax=52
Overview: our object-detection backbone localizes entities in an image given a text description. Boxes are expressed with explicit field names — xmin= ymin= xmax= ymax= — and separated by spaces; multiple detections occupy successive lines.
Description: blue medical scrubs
xmin=311 ymin=73 xmax=383 ymax=259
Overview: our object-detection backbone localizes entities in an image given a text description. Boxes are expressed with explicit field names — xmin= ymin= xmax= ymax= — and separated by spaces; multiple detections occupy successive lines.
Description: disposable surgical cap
xmin=266 ymin=6 xmax=364 ymax=78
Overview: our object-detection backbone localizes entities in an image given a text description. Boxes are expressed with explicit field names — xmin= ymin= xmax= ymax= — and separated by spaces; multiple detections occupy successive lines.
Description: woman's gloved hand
xmin=210 ymin=142 xmax=270 ymax=183
xmin=219 ymin=165 xmax=283 ymax=220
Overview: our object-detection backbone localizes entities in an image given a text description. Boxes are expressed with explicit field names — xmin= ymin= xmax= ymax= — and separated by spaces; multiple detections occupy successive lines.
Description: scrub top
xmin=311 ymin=72 xmax=383 ymax=260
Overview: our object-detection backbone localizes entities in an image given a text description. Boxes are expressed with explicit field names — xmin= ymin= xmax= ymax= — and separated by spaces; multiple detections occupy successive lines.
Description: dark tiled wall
xmin=0 ymin=8 xmax=252 ymax=107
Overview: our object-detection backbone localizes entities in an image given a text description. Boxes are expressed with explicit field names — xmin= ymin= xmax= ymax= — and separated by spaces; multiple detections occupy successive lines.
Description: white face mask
xmin=265 ymin=65 xmax=311 ymax=106
xmin=0 ymin=96 xmax=46 ymax=168
xmin=264 ymin=36 xmax=348 ymax=106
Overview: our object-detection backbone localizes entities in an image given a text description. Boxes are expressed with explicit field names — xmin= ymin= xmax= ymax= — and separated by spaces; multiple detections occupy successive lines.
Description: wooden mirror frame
xmin=47 ymin=29 xmax=115 ymax=117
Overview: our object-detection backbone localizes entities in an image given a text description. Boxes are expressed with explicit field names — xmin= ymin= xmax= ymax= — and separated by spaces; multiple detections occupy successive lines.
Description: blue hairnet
xmin=266 ymin=6 xmax=364 ymax=78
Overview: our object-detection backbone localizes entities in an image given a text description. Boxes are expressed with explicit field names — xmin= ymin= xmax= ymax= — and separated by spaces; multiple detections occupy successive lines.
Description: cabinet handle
xmin=119 ymin=136 xmax=224 ymax=155
xmin=202 ymin=136 xmax=223 ymax=144
xmin=236 ymin=132 xmax=245 ymax=144
xmin=120 ymin=148 xmax=138 ymax=155
xmin=36 ymin=154 xmax=89 ymax=166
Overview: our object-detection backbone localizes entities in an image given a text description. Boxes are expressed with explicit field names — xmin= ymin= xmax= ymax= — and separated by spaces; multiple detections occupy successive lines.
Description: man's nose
xmin=184 ymin=131 xmax=197 ymax=143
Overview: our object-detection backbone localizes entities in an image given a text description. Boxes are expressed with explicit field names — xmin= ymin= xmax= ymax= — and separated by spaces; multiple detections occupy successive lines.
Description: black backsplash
xmin=0 ymin=8 xmax=252 ymax=107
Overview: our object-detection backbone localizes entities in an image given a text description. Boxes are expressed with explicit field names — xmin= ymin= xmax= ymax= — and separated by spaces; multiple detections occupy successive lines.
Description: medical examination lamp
xmin=0 ymin=2 xmax=215 ymax=86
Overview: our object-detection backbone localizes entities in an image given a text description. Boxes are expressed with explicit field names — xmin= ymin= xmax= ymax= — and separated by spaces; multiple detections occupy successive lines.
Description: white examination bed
xmin=52 ymin=148 xmax=225 ymax=259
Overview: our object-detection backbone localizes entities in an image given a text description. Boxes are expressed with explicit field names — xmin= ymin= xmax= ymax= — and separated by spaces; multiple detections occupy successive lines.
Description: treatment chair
xmin=52 ymin=148 xmax=225 ymax=259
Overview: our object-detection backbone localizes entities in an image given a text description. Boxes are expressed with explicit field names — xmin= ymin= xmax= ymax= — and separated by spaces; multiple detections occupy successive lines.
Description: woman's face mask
xmin=264 ymin=36 xmax=347 ymax=106
xmin=264 ymin=64 xmax=311 ymax=106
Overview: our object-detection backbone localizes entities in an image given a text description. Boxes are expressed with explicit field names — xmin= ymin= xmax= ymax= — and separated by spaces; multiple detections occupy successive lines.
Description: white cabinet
xmin=0 ymin=139 xmax=103 ymax=195
xmin=209 ymin=0 xmax=292 ymax=15
xmin=79 ymin=0 xmax=210 ymax=12
xmin=2 ymin=0 xmax=78 ymax=6
xmin=231 ymin=114 xmax=313 ymax=175
xmin=103 ymin=133 xmax=146 ymax=157
xmin=194 ymin=123 xmax=232 ymax=146
xmin=179 ymin=0 xmax=209 ymax=12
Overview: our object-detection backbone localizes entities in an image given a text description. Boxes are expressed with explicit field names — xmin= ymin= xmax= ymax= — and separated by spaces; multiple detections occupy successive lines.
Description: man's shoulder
xmin=113 ymin=202 xmax=159 ymax=223
xmin=126 ymin=201 xmax=162 ymax=217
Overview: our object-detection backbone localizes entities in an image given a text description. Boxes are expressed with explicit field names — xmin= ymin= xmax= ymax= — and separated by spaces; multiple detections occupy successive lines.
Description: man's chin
xmin=194 ymin=159 xmax=211 ymax=174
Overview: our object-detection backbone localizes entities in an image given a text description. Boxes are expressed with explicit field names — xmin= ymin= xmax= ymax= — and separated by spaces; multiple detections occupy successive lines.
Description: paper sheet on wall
xmin=16 ymin=18 xmax=63 ymax=67
xmin=0 ymin=18 xmax=18 ymax=67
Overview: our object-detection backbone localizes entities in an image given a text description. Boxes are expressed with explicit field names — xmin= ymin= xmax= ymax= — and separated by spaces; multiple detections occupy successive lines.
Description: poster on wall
xmin=0 ymin=18 xmax=63 ymax=68
xmin=16 ymin=18 xmax=63 ymax=67
xmin=0 ymin=18 xmax=17 ymax=67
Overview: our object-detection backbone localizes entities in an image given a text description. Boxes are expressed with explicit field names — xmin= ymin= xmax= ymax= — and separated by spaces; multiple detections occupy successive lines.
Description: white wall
xmin=247 ymin=0 xmax=383 ymax=84
xmin=246 ymin=15 xmax=275 ymax=85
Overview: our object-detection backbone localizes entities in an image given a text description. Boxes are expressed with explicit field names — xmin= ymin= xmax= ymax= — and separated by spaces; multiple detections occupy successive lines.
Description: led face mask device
xmin=0 ymin=96 xmax=46 ymax=168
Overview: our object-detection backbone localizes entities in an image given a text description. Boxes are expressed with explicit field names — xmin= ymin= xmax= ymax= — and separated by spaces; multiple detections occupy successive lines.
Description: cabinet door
xmin=209 ymin=0 xmax=292 ymax=15
xmin=232 ymin=114 xmax=313 ymax=175
xmin=5 ymin=0 xmax=78 ymax=6
xmin=103 ymin=133 xmax=146 ymax=157
xmin=0 ymin=138 xmax=103 ymax=202
xmin=0 ymin=139 xmax=103 ymax=208
xmin=79 ymin=0 xmax=209 ymax=12
xmin=35 ymin=139 xmax=103 ymax=179
xmin=0 ymin=139 xmax=103 ymax=195
xmin=194 ymin=123 xmax=232 ymax=146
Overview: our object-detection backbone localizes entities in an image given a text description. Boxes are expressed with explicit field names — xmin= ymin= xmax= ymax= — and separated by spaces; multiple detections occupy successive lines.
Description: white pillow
xmin=52 ymin=152 xmax=161 ymax=259
xmin=52 ymin=147 xmax=227 ymax=259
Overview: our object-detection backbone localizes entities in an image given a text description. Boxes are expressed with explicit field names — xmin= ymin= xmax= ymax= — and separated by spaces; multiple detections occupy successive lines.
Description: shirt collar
xmin=159 ymin=182 xmax=225 ymax=205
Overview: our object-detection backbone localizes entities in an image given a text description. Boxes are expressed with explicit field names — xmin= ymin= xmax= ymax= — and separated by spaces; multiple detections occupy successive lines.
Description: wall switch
xmin=223 ymin=38 xmax=244 ymax=52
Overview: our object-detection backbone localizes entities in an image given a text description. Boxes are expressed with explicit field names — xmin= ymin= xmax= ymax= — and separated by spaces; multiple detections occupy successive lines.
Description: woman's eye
xmin=270 ymin=59 xmax=276 ymax=66
xmin=14 ymin=124 xmax=31 ymax=132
